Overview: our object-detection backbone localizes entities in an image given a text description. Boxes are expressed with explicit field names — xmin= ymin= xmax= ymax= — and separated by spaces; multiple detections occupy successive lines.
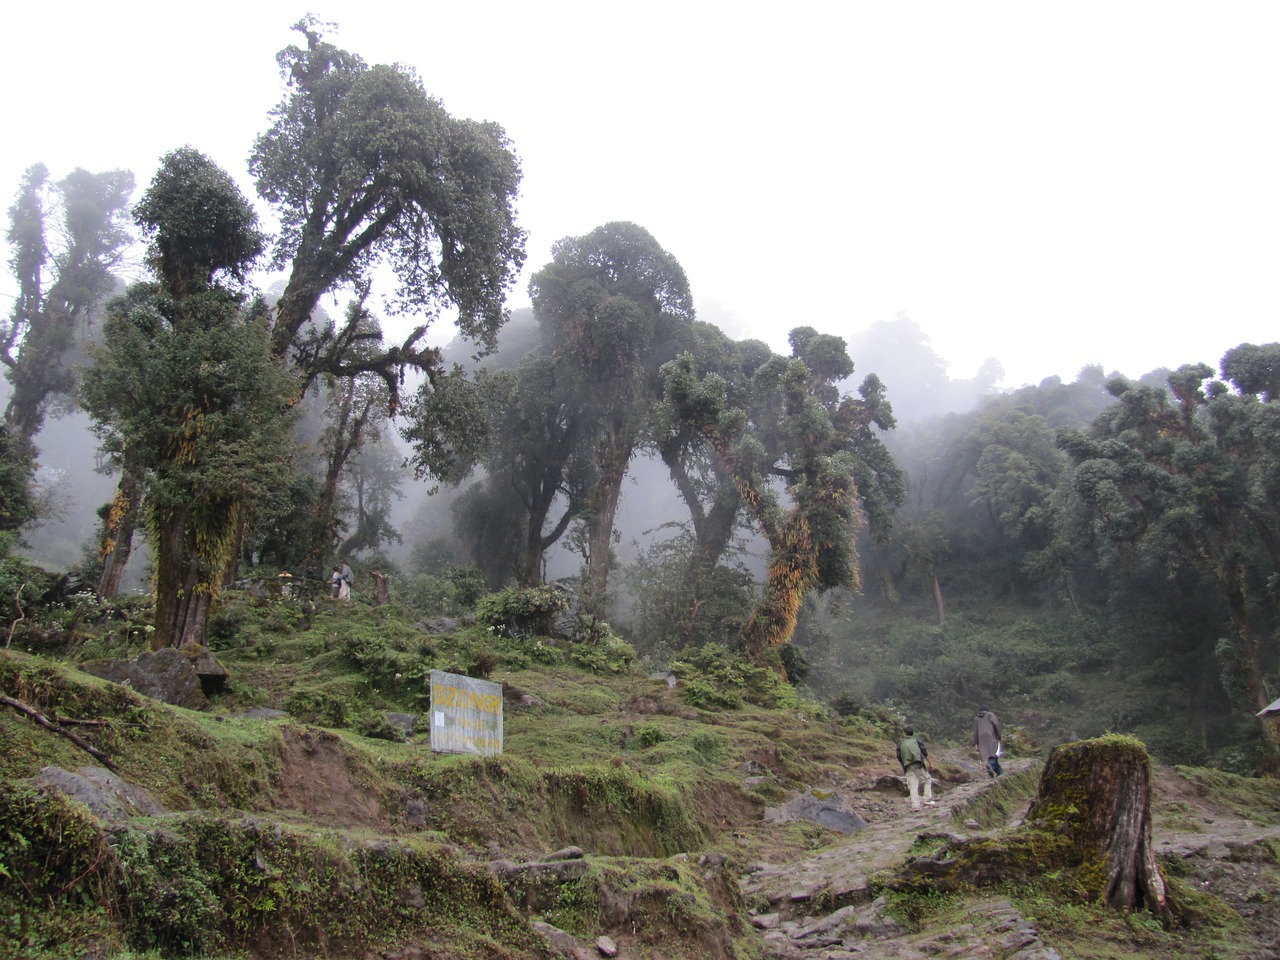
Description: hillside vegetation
xmin=2 ymin=585 xmax=1279 ymax=960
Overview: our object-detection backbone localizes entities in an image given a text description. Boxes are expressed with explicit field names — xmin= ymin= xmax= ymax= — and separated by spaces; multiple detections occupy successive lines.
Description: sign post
xmin=429 ymin=670 xmax=504 ymax=755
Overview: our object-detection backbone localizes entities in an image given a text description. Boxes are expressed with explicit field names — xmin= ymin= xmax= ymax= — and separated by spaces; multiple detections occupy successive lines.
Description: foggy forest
xmin=3 ymin=15 xmax=1279 ymax=781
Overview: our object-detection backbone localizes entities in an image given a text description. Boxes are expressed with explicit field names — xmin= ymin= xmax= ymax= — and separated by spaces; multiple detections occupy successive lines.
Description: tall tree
xmin=2 ymin=163 xmax=134 ymax=447
xmin=964 ymin=408 xmax=1069 ymax=600
xmin=410 ymin=224 xmax=694 ymax=595
xmin=247 ymin=17 xmax=526 ymax=574
xmin=652 ymin=326 xmax=771 ymax=639
xmin=660 ymin=327 xmax=904 ymax=662
xmin=295 ymin=297 xmax=399 ymax=563
xmin=0 ymin=422 xmax=35 ymax=535
xmin=81 ymin=149 xmax=298 ymax=649
xmin=335 ymin=434 xmax=405 ymax=559
xmin=487 ymin=355 xmax=598 ymax=585
xmin=655 ymin=327 xmax=762 ymax=583
xmin=95 ymin=452 xmax=143 ymax=599
xmin=527 ymin=222 xmax=695 ymax=609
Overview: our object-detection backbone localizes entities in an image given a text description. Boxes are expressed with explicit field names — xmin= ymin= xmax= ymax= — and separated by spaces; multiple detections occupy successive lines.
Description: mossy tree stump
xmin=1026 ymin=735 xmax=1167 ymax=916
xmin=371 ymin=571 xmax=390 ymax=606
xmin=889 ymin=736 xmax=1168 ymax=922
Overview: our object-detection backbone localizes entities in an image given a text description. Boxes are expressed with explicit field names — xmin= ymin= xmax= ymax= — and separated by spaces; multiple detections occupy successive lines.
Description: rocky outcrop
xmin=80 ymin=646 xmax=228 ymax=708
xmin=32 ymin=765 xmax=166 ymax=822
xmin=765 ymin=789 xmax=867 ymax=834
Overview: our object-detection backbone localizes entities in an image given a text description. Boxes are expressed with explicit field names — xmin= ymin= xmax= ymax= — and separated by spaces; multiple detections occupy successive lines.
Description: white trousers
xmin=905 ymin=764 xmax=933 ymax=807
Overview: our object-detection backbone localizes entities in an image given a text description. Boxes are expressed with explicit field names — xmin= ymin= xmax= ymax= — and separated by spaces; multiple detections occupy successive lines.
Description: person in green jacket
xmin=896 ymin=726 xmax=935 ymax=810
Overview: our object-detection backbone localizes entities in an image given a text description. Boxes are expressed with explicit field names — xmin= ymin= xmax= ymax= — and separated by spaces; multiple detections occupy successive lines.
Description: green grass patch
xmin=950 ymin=763 xmax=1042 ymax=830
xmin=1173 ymin=765 xmax=1280 ymax=826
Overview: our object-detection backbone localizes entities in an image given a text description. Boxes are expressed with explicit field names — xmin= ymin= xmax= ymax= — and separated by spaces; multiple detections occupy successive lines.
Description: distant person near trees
xmin=896 ymin=726 xmax=935 ymax=810
xmin=341 ymin=561 xmax=354 ymax=598
xmin=330 ymin=566 xmax=350 ymax=601
xmin=974 ymin=705 xmax=1003 ymax=777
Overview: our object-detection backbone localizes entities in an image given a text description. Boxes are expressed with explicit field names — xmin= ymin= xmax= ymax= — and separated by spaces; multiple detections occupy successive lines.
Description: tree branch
xmin=0 ymin=693 xmax=121 ymax=773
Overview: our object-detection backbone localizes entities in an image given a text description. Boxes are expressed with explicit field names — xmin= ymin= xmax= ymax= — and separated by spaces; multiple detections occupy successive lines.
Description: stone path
xmin=738 ymin=759 xmax=1061 ymax=959
xmin=736 ymin=754 xmax=1280 ymax=960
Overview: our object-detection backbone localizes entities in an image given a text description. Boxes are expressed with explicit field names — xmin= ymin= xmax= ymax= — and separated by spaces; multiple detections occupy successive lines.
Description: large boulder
xmin=33 ymin=765 xmax=166 ymax=822
xmin=81 ymin=646 xmax=228 ymax=709
xmin=765 ymin=788 xmax=867 ymax=834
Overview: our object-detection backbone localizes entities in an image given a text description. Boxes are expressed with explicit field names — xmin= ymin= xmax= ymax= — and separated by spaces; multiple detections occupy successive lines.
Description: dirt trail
xmin=735 ymin=753 xmax=1280 ymax=960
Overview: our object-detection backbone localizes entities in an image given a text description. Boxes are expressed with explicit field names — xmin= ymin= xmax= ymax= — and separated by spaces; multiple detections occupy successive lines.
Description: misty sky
xmin=3 ymin=2 xmax=1277 ymax=389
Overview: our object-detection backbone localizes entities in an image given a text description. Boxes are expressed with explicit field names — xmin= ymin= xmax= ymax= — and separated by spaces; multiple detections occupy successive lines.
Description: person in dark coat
xmin=974 ymin=705 xmax=1003 ymax=777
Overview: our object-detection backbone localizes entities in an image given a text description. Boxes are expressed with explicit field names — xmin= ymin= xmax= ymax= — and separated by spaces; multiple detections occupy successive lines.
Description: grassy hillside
xmin=2 ymin=584 xmax=1278 ymax=960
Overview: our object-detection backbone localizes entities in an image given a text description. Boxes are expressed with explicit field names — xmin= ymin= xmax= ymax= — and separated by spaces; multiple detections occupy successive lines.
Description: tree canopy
xmin=1059 ymin=356 xmax=1280 ymax=764
xmin=252 ymin=17 xmax=526 ymax=371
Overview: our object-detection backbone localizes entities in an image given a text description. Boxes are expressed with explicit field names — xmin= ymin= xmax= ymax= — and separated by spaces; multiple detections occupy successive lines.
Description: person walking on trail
xmin=896 ymin=726 xmax=935 ymax=810
xmin=974 ymin=704 xmax=1003 ymax=777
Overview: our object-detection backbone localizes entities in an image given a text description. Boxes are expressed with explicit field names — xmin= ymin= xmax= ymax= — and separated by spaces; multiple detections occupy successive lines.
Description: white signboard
xmin=429 ymin=670 xmax=504 ymax=755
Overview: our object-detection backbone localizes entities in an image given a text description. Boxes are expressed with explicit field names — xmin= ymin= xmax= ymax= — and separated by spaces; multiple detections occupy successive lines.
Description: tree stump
xmin=371 ymin=571 xmax=390 ymax=606
xmin=1026 ymin=735 xmax=1167 ymax=916
xmin=888 ymin=736 xmax=1168 ymax=923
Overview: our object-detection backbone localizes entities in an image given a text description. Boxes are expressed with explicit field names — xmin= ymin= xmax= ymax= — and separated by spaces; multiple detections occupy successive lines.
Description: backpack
xmin=898 ymin=736 xmax=925 ymax=767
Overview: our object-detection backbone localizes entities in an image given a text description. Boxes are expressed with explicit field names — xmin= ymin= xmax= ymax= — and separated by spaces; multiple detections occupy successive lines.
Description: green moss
xmin=885 ymin=829 xmax=1076 ymax=897
xmin=395 ymin=754 xmax=708 ymax=856
xmin=1011 ymin=878 xmax=1164 ymax=944
xmin=553 ymin=856 xmax=753 ymax=958
xmin=0 ymin=789 xmax=545 ymax=960
xmin=0 ymin=782 xmax=123 ymax=958
xmin=949 ymin=763 xmax=1041 ymax=830
xmin=880 ymin=888 xmax=962 ymax=931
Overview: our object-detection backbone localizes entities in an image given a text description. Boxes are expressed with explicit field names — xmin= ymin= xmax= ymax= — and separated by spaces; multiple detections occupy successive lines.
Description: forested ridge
xmin=1 ymin=18 xmax=1277 ymax=772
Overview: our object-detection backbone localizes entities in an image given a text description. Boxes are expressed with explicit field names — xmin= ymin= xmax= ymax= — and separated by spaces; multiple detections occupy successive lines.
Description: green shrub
xmin=405 ymin=573 xmax=457 ymax=617
xmin=618 ymin=529 xmax=756 ymax=655
xmin=444 ymin=566 xmax=486 ymax=608
xmin=207 ymin=602 xmax=249 ymax=645
xmin=687 ymin=731 xmax=731 ymax=762
xmin=670 ymin=643 xmax=798 ymax=710
xmin=681 ymin=677 xmax=744 ymax=710
xmin=284 ymin=688 xmax=356 ymax=728
xmin=355 ymin=711 xmax=405 ymax=742
xmin=112 ymin=829 xmax=226 ymax=955
xmin=476 ymin=585 xmax=568 ymax=637
xmin=567 ymin=623 xmax=637 ymax=674
xmin=0 ymin=782 xmax=124 ymax=956
xmin=633 ymin=724 xmax=666 ymax=748
xmin=0 ymin=540 xmax=39 ymax=621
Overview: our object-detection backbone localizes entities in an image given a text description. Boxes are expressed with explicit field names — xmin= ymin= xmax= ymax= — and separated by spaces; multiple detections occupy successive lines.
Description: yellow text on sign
xmin=432 ymin=683 xmax=502 ymax=715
